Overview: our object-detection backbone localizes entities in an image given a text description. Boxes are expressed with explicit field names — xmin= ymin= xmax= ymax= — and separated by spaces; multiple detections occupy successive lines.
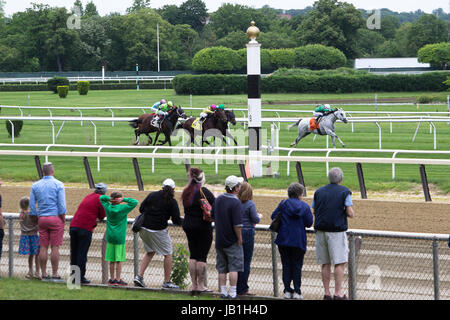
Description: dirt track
xmin=1 ymin=184 xmax=449 ymax=235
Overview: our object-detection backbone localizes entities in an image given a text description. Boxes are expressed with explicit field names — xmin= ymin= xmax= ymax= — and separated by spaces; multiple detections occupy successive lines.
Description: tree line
xmin=0 ymin=0 xmax=448 ymax=72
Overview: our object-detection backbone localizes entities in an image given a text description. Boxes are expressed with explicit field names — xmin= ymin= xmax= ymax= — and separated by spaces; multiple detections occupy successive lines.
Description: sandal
xmin=25 ymin=274 xmax=33 ymax=279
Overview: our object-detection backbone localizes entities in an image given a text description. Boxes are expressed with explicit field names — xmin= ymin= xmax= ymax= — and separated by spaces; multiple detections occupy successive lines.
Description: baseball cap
xmin=163 ymin=178 xmax=176 ymax=189
xmin=95 ymin=183 xmax=107 ymax=194
xmin=225 ymin=175 xmax=244 ymax=189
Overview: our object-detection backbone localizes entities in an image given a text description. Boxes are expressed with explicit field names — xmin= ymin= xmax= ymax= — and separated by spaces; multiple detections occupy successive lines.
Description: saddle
xmin=309 ymin=118 xmax=320 ymax=131
xmin=191 ymin=118 xmax=202 ymax=131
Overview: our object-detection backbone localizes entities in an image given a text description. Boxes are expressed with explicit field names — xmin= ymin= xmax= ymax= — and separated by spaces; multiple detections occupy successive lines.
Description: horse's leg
xmin=153 ymin=132 xmax=161 ymax=146
xmin=325 ymin=128 xmax=345 ymax=148
xmin=134 ymin=130 xmax=140 ymax=145
xmin=146 ymin=134 xmax=152 ymax=146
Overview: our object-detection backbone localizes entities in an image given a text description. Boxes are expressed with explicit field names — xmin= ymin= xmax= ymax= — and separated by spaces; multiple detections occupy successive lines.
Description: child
xmin=100 ymin=191 xmax=138 ymax=286
xmin=18 ymin=196 xmax=41 ymax=279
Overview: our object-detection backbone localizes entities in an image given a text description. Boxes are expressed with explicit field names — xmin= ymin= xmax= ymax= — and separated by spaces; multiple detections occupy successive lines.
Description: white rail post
xmin=8 ymin=120 xmax=14 ymax=144
xmin=89 ymin=120 xmax=97 ymax=145
xmin=375 ymin=122 xmax=381 ymax=149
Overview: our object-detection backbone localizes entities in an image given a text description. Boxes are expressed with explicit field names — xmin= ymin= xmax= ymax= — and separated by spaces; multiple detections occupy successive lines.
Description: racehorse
xmin=288 ymin=108 xmax=349 ymax=148
xmin=177 ymin=109 xmax=228 ymax=147
xmin=213 ymin=110 xmax=238 ymax=146
xmin=129 ymin=106 xmax=187 ymax=146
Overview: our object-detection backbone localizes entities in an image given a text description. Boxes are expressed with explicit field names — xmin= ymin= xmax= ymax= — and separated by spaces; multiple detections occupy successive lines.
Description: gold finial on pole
xmin=246 ymin=21 xmax=260 ymax=41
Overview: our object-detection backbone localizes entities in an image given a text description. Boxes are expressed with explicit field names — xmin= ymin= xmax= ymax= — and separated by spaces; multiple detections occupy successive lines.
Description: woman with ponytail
xmin=181 ymin=168 xmax=215 ymax=295
xmin=133 ymin=179 xmax=183 ymax=290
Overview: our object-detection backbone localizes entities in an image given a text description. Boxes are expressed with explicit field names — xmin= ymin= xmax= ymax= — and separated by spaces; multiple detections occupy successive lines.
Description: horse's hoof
xmin=342 ymin=145 xmax=346 ymax=148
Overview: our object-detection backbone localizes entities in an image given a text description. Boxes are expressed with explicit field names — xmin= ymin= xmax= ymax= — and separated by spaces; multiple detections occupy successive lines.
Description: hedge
xmin=47 ymin=77 xmax=70 ymax=93
xmin=0 ymin=82 xmax=173 ymax=92
xmin=57 ymin=86 xmax=69 ymax=98
xmin=77 ymin=81 xmax=90 ymax=95
xmin=173 ymin=72 xmax=450 ymax=95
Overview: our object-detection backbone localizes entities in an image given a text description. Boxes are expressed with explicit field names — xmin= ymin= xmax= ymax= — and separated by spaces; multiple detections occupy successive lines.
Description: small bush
xmin=57 ymin=86 xmax=69 ymax=98
xmin=417 ymin=94 xmax=434 ymax=104
xmin=47 ymin=77 xmax=70 ymax=93
xmin=6 ymin=120 xmax=24 ymax=137
xmin=77 ymin=81 xmax=90 ymax=95
xmin=171 ymin=244 xmax=189 ymax=289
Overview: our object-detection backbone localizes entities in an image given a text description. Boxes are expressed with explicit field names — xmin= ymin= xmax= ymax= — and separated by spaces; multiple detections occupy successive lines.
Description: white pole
xmin=246 ymin=21 xmax=262 ymax=178
xmin=157 ymin=23 xmax=160 ymax=73
xmin=102 ymin=65 xmax=105 ymax=84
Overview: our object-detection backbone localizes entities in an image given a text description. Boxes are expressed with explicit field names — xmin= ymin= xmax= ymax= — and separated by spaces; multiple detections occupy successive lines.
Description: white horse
xmin=288 ymin=108 xmax=349 ymax=148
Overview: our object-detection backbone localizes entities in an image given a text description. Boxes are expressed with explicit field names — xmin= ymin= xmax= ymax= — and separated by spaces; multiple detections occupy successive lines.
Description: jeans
xmin=69 ymin=227 xmax=93 ymax=280
xmin=237 ymin=228 xmax=255 ymax=295
xmin=278 ymin=245 xmax=305 ymax=294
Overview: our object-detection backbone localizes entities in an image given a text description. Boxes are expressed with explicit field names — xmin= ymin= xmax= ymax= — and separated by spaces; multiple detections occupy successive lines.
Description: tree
xmin=192 ymin=46 xmax=242 ymax=72
xmin=73 ymin=0 xmax=84 ymax=16
xmin=158 ymin=5 xmax=182 ymax=25
xmin=216 ymin=31 xmax=248 ymax=50
xmin=375 ymin=40 xmax=401 ymax=58
xmin=294 ymin=44 xmax=347 ymax=69
xmin=379 ymin=15 xmax=400 ymax=40
xmin=394 ymin=22 xmax=413 ymax=56
xmin=179 ymin=0 xmax=208 ymax=32
xmin=407 ymin=14 xmax=447 ymax=55
xmin=418 ymin=43 xmax=450 ymax=69
xmin=0 ymin=0 xmax=5 ymax=18
xmin=126 ymin=0 xmax=151 ymax=14
xmin=356 ymin=28 xmax=385 ymax=57
xmin=297 ymin=0 xmax=364 ymax=59
xmin=84 ymin=1 xmax=99 ymax=17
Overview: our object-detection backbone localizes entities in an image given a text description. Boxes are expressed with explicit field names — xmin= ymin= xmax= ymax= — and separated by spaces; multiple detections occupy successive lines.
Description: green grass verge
xmin=0 ymin=278 xmax=214 ymax=300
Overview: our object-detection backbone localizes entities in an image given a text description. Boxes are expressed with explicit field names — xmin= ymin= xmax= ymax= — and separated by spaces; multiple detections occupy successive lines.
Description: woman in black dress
xmin=181 ymin=168 xmax=215 ymax=294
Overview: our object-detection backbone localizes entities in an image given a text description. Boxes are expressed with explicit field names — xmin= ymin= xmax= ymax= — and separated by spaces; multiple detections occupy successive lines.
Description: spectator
xmin=312 ymin=167 xmax=354 ymax=300
xmin=101 ymin=191 xmax=138 ymax=286
xmin=181 ymin=168 xmax=215 ymax=295
xmin=236 ymin=182 xmax=262 ymax=296
xmin=0 ymin=178 xmax=3 ymax=279
xmin=29 ymin=162 xmax=66 ymax=282
xmin=271 ymin=183 xmax=313 ymax=299
xmin=212 ymin=175 xmax=244 ymax=299
xmin=134 ymin=179 xmax=183 ymax=290
xmin=18 ymin=196 xmax=41 ymax=279
xmin=69 ymin=183 xmax=107 ymax=284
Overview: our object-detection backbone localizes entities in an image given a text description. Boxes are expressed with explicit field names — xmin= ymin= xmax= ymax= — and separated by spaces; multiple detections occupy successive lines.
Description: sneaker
xmin=107 ymin=279 xmax=117 ymax=286
xmin=134 ymin=275 xmax=146 ymax=288
xmin=333 ymin=295 xmax=348 ymax=300
xmin=293 ymin=292 xmax=304 ymax=300
xmin=116 ymin=279 xmax=128 ymax=286
xmin=162 ymin=281 xmax=179 ymax=290
xmin=220 ymin=293 xmax=229 ymax=299
xmin=284 ymin=291 xmax=293 ymax=299
xmin=80 ymin=278 xmax=91 ymax=284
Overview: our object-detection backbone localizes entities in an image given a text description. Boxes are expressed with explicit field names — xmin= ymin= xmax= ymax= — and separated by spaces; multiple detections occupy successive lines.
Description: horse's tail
xmin=129 ymin=119 xmax=139 ymax=129
xmin=288 ymin=119 xmax=301 ymax=131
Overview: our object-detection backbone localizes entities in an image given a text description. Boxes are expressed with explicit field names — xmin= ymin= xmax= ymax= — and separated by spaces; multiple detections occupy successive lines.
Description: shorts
xmin=315 ymin=230 xmax=349 ymax=266
xmin=19 ymin=235 xmax=40 ymax=256
xmin=216 ymin=243 xmax=244 ymax=274
xmin=38 ymin=216 xmax=65 ymax=247
xmin=139 ymin=228 xmax=172 ymax=256
xmin=105 ymin=243 xmax=126 ymax=262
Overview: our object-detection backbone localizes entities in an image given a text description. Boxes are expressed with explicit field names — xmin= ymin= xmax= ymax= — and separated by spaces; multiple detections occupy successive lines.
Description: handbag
xmin=131 ymin=213 xmax=145 ymax=233
xmin=269 ymin=200 xmax=285 ymax=233
xmin=199 ymin=188 xmax=213 ymax=222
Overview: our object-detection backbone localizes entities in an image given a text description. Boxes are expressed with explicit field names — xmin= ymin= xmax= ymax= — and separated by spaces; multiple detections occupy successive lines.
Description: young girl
xmin=18 ymin=196 xmax=41 ymax=279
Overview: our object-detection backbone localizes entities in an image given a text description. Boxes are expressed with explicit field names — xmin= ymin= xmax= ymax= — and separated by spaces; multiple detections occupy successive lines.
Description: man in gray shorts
xmin=311 ymin=167 xmax=355 ymax=300
xmin=212 ymin=176 xmax=244 ymax=299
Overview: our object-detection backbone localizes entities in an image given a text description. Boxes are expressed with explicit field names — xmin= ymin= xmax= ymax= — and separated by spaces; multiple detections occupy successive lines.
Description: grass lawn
xmin=1 ymin=89 xmax=450 ymax=194
xmin=0 ymin=278 xmax=215 ymax=300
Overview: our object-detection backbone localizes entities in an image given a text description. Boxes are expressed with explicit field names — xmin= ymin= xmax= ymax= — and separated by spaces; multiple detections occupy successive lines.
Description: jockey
xmin=313 ymin=104 xmax=333 ymax=124
xmin=151 ymin=99 xmax=166 ymax=114
xmin=199 ymin=104 xmax=217 ymax=123
xmin=152 ymin=101 xmax=174 ymax=128
xmin=217 ymin=104 xmax=225 ymax=111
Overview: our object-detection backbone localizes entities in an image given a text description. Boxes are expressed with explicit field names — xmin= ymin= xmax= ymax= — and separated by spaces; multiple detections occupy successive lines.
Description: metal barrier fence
xmin=1 ymin=213 xmax=449 ymax=300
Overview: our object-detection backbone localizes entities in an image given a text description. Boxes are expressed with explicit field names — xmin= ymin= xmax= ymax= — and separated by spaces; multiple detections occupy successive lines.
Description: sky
xmin=2 ymin=0 xmax=449 ymax=16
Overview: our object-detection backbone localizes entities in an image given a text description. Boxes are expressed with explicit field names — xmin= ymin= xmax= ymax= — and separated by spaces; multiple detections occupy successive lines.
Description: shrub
xmin=77 ymin=81 xmax=90 ymax=95
xmin=294 ymin=44 xmax=347 ymax=70
xmin=192 ymin=46 xmax=243 ymax=73
xmin=171 ymin=244 xmax=189 ymax=289
xmin=6 ymin=120 xmax=24 ymax=137
xmin=269 ymin=49 xmax=296 ymax=69
xmin=47 ymin=77 xmax=70 ymax=93
xmin=57 ymin=86 xmax=69 ymax=98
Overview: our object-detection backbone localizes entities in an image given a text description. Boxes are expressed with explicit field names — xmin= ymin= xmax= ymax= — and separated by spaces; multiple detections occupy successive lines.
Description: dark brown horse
xmin=129 ymin=106 xmax=187 ymax=146
xmin=177 ymin=109 xmax=228 ymax=147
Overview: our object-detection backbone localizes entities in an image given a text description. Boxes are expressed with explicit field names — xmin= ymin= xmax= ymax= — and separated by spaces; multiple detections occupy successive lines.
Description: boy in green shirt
xmin=101 ymin=191 xmax=138 ymax=286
